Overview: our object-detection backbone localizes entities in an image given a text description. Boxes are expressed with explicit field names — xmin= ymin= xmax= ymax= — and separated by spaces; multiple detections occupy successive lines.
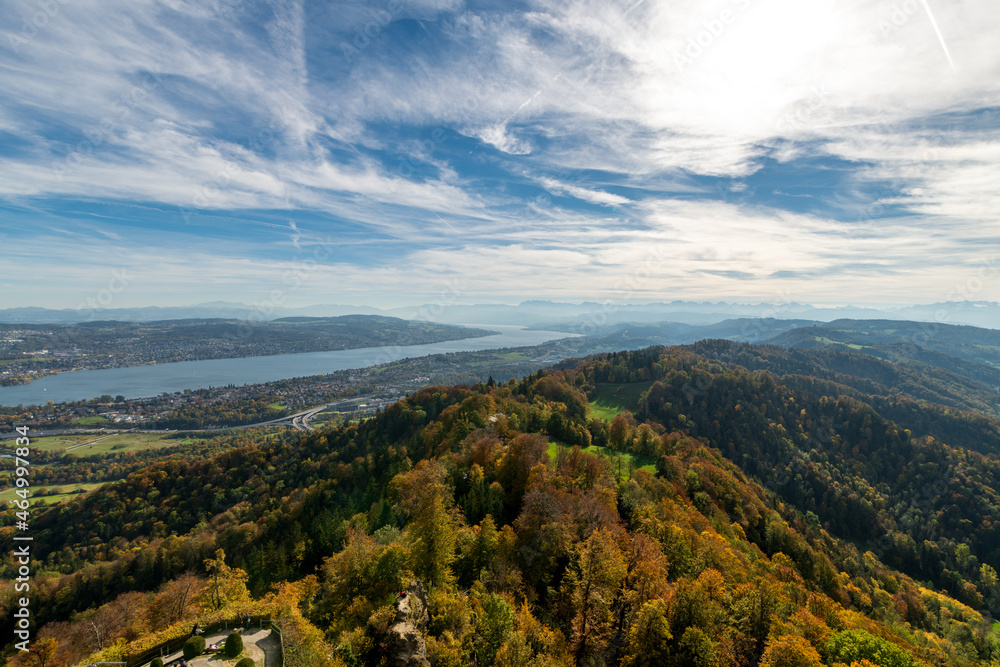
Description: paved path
xmin=65 ymin=433 xmax=118 ymax=451
xmin=152 ymin=627 xmax=278 ymax=667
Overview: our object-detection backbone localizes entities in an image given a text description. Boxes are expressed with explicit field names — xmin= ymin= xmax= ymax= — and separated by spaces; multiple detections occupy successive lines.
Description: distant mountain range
xmin=2 ymin=299 xmax=998 ymax=328
xmin=0 ymin=302 xmax=385 ymax=324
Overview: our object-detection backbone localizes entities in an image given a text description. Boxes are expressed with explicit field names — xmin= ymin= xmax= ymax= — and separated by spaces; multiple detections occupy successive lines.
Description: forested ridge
xmin=767 ymin=319 xmax=1000 ymax=371
xmin=4 ymin=342 xmax=1000 ymax=666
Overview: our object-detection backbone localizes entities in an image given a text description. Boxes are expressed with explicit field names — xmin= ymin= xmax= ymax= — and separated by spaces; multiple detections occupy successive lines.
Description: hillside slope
xmin=5 ymin=344 xmax=1000 ymax=666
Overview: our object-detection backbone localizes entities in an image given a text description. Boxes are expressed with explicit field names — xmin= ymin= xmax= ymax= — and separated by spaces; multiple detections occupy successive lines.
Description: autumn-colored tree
xmin=512 ymin=602 xmax=564 ymax=662
xmin=74 ymin=591 xmax=148 ymax=653
xmin=199 ymin=549 xmax=252 ymax=611
xmin=463 ymin=463 xmax=503 ymax=523
xmin=621 ymin=599 xmax=672 ymax=667
xmin=392 ymin=460 xmax=458 ymax=587
xmin=7 ymin=638 xmax=58 ymax=667
xmin=468 ymin=432 xmax=503 ymax=476
xmin=759 ymin=634 xmax=822 ymax=667
xmin=981 ymin=563 xmax=1000 ymax=612
xmin=497 ymin=432 xmax=549 ymax=503
xmin=150 ymin=573 xmax=204 ymax=627
xmin=676 ymin=626 xmax=716 ymax=667
xmin=474 ymin=593 xmax=514 ymax=664
xmin=482 ymin=524 xmax=525 ymax=595
xmin=105 ymin=591 xmax=151 ymax=642
xmin=619 ymin=533 xmax=670 ymax=632
xmin=495 ymin=631 xmax=534 ymax=667
xmin=672 ymin=568 xmax=729 ymax=639
xmin=732 ymin=580 xmax=777 ymax=660
xmin=566 ymin=527 xmax=626 ymax=662
xmin=265 ymin=578 xmax=343 ymax=667
xmin=472 ymin=514 xmax=499 ymax=578
xmin=554 ymin=446 xmax=610 ymax=489
xmin=635 ymin=423 xmax=658 ymax=456
xmin=322 ymin=528 xmax=409 ymax=629
xmin=609 ymin=414 xmax=631 ymax=450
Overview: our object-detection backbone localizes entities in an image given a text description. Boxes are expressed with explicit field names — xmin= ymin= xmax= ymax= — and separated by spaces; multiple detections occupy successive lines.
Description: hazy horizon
xmin=4 ymin=297 xmax=1000 ymax=312
xmin=4 ymin=298 xmax=1000 ymax=332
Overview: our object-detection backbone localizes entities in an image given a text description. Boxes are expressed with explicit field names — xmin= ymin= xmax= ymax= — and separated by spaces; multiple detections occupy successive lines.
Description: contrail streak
xmin=433 ymin=213 xmax=459 ymax=234
xmin=624 ymin=0 xmax=647 ymax=18
xmin=918 ymin=0 xmax=957 ymax=72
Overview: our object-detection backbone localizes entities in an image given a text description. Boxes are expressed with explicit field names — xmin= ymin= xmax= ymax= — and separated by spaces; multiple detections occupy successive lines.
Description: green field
xmin=310 ymin=411 xmax=348 ymax=429
xmin=27 ymin=434 xmax=96 ymax=451
xmin=548 ymin=441 xmax=657 ymax=481
xmin=69 ymin=416 xmax=109 ymax=425
xmin=493 ymin=350 xmax=534 ymax=361
xmin=815 ymin=336 xmax=866 ymax=350
xmin=588 ymin=382 xmax=653 ymax=421
xmin=28 ymin=432 xmax=198 ymax=455
xmin=267 ymin=402 xmax=286 ymax=410
xmin=0 ymin=482 xmax=106 ymax=506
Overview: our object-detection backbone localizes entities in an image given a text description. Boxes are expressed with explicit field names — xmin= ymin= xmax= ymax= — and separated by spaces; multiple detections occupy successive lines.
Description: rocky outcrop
xmin=388 ymin=580 xmax=430 ymax=666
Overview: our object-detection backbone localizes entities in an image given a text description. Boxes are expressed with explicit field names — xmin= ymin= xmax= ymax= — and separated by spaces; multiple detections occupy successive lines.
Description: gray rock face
xmin=389 ymin=580 xmax=430 ymax=666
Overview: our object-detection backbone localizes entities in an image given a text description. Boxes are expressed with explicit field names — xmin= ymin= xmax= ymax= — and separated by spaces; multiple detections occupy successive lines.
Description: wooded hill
xmin=766 ymin=319 xmax=1000 ymax=389
xmin=0 ymin=315 xmax=493 ymax=372
xmin=4 ymin=342 xmax=1000 ymax=666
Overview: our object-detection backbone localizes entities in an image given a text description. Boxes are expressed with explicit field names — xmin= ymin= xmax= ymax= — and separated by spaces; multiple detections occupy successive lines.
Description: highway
xmin=236 ymin=397 xmax=376 ymax=431
xmin=243 ymin=403 xmax=331 ymax=431
xmin=291 ymin=405 xmax=327 ymax=431
xmin=0 ymin=396 xmax=390 ymax=443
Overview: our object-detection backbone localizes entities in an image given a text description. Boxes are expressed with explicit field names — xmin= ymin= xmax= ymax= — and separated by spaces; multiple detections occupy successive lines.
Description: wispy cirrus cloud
xmin=1 ymin=0 xmax=998 ymax=309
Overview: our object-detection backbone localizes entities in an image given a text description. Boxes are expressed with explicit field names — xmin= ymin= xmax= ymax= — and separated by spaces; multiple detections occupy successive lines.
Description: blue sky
xmin=0 ymin=0 xmax=998 ymax=310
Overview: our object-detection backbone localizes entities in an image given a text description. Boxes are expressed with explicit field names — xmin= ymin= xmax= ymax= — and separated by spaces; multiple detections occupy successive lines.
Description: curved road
xmin=0 ymin=396 xmax=383 ymax=444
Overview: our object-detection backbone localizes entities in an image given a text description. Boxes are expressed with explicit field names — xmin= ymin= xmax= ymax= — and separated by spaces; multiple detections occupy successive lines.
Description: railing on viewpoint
xmin=75 ymin=615 xmax=283 ymax=667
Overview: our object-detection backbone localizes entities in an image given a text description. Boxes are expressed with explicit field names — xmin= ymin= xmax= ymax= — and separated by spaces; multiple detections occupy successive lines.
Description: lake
xmin=0 ymin=326 xmax=575 ymax=406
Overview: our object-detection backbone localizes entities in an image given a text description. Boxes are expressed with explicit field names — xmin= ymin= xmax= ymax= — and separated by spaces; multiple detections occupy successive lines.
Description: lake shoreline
xmin=0 ymin=326 xmax=575 ymax=406
xmin=1 ymin=327 xmax=498 ymax=387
